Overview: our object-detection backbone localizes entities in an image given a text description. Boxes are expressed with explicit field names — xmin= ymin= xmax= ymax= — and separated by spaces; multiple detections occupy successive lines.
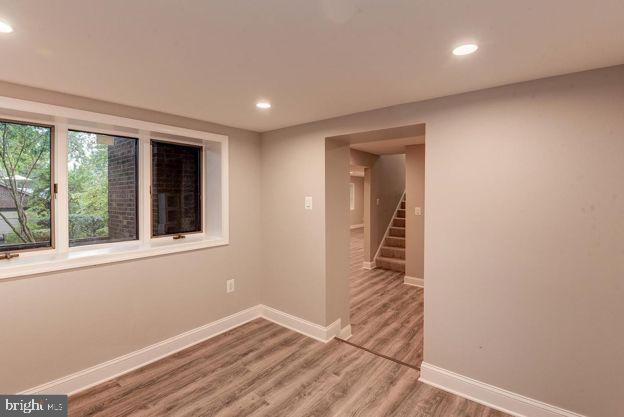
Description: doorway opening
xmin=327 ymin=123 xmax=426 ymax=369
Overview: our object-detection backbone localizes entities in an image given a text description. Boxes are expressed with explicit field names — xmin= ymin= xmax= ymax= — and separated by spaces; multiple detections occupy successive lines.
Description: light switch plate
xmin=305 ymin=196 xmax=313 ymax=210
xmin=415 ymin=207 xmax=422 ymax=216
xmin=226 ymin=279 xmax=235 ymax=293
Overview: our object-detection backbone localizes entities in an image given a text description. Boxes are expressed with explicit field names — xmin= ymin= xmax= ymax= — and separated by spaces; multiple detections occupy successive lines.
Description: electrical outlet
xmin=226 ymin=279 xmax=235 ymax=293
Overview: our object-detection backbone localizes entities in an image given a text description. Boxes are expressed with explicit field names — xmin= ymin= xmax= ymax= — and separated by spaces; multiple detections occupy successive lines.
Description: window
xmin=349 ymin=183 xmax=355 ymax=211
xmin=0 ymin=120 xmax=53 ymax=252
xmin=68 ymin=130 xmax=138 ymax=246
xmin=0 ymin=96 xmax=228 ymax=280
xmin=151 ymin=140 xmax=202 ymax=237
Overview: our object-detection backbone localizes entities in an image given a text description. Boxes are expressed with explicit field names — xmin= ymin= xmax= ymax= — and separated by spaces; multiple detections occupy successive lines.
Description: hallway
xmin=347 ymin=228 xmax=424 ymax=368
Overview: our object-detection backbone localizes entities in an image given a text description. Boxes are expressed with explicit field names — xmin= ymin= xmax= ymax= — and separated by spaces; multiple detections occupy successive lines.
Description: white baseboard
xmin=419 ymin=362 xmax=586 ymax=417
xmin=20 ymin=304 xmax=345 ymax=396
xmin=350 ymin=223 xmax=364 ymax=229
xmin=362 ymin=261 xmax=376 ymax=270
xmin=260 ymin=304 xmax=342 ymax=343
xmin=20 ymin=305 xmax=263 ymax=396
xmin=404 ymin=275 xmax=424 ymax=287
xmin=339 ymin=324 xmax=352 ymax=340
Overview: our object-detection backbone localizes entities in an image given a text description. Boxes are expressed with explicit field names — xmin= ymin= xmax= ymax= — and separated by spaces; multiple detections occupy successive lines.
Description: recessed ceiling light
xmin=452 ymin=43 xmax=478 ymax=56
xmin=256 ymin=100 xmax=271 ymax=109
xmin=0 ymin=20 xmax=13 ymax=33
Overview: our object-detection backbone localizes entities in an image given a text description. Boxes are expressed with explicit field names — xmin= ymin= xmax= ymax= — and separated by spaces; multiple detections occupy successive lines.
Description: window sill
xmin=0 ymin=235 xmax=228 ymax=281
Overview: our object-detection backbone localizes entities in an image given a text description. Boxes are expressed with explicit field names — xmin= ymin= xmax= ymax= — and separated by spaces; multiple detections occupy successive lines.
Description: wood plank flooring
xmin=68 ymin=228 xmax=509 ymax=416
xmin=347 ymin=228 xmax=424 ymax=368
xmin=69 ymin=319 xmax=508 ymax=416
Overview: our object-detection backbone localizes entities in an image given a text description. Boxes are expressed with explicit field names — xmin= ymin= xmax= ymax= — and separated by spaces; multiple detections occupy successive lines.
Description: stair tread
xmin=382 ymin=246 xmax=405 ymax=251
xmin=377 ymin=256 xmax=406 ymax=264
xmin=386 ymin=236 xmax=405 ymax=240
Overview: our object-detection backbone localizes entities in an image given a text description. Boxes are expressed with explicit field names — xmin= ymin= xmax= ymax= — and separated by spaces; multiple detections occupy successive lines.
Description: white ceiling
xmin=0 ymin=1 xmax=622 ymax=132
xmin=351 ymin=135 xmax=425 ymax=155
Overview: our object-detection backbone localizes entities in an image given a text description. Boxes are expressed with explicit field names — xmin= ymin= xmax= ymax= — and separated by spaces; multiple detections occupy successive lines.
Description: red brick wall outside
xmin=107 ymin=137 xmax=138 ymax=240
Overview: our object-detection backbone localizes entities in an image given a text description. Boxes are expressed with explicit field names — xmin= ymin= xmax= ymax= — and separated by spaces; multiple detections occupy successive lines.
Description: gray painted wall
xmin=0 ymin=82 xmax=263 ymax=393
xmin=405 ymin=145 xmax=425 ymax=279
xmin=2 ymin=64 xmax=624 ymax=417
xmin=261 ymin=65 xmax=624 ymax=417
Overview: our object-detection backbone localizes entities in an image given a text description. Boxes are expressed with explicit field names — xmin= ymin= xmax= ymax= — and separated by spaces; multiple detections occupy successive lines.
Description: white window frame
xmin=66 ymin=127 xmax=140 ymax=248
xmin=149 ymin=137 xmax=205 ymax=239
xmin=0 ymin=96 xmax=229 ymax=280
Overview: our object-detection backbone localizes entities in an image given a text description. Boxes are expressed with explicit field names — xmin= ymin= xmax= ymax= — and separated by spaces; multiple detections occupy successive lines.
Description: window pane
xmin=151 ymin=140 xmax=202 ymax=236
xmin=68 ymin=131 xmax=138 ymax=246
xmin=0 ymin=121 xmax=52 ymax=252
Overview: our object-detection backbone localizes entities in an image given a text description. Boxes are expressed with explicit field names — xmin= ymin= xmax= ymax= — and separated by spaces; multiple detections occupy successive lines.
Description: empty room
xmin=0 ymin=1 xmax=622 ymax=417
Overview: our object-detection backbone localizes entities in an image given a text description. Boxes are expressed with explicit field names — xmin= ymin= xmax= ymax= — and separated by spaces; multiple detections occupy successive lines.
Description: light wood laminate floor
xmin=68 ymin=228 xmax=508 ymax=416
xmin=70 ymin=319 xmax=508 ymax=416
xmin=347 ymin=228 xmax=423 ymax=368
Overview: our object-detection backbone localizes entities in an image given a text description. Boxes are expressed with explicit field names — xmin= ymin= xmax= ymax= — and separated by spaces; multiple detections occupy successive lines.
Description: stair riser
xmin=377 ymin=260 xmax=405 ymax=273
xmin=380 ymin=247 xmax=405 ymax=259
xmin=385 ymin=237 xmax=405 ymax=248
xmin=392 ymin=218 xmax=405 ymax=227
xmin=389 ymin=228 xmax=405 ymax=238
xmin=396 ymin=209 xmax=405 ymax=219
xmin=400 ymin=201 xmax=406 ymax=210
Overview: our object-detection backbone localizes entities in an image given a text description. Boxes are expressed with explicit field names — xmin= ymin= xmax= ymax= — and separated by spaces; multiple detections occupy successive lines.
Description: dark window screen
xmin=151 ymin=140 xmax=202 ymax=236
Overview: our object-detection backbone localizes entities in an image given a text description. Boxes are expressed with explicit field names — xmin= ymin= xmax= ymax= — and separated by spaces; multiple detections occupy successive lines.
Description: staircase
xmin=375 ymin=195 xmax=406 ymax=273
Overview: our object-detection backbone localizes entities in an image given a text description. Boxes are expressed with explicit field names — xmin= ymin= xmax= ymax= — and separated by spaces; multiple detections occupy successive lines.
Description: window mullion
xmin=138 ymin=132 xmax=151 ymax=243
xmin=54 ymin=122 xmax=69 ymax=253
